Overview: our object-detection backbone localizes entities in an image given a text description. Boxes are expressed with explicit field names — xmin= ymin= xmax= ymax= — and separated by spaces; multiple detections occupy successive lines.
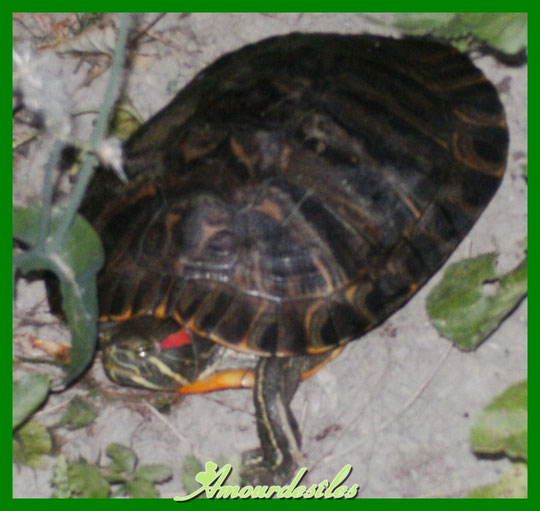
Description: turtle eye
xmin=135 ymin=341 xmax=155 ymax=359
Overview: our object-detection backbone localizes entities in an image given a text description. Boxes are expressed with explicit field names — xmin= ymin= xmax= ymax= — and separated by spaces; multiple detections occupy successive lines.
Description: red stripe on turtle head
xmin=160 ymin=328 xmax=192 ymax=349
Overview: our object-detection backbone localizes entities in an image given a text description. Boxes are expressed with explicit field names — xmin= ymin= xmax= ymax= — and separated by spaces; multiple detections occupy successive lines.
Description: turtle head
xmin=100 ymin=317 xmax=209 ymax=390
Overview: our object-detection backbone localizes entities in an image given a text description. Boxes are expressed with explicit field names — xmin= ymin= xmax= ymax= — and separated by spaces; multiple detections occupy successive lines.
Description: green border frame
xmin=9 ymin=6 xmax=531 ymax=507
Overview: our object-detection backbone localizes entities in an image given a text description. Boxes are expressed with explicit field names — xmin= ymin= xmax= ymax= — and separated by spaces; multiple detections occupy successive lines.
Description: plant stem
xmin=37 ymin=140 xmax=65 ymax=250
xmin=52 ymin=13 xmax=131 ymax=248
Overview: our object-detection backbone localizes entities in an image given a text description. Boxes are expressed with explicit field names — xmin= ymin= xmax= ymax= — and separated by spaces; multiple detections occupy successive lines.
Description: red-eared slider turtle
xmin=84 ymin=33 xmax=508 ymax=484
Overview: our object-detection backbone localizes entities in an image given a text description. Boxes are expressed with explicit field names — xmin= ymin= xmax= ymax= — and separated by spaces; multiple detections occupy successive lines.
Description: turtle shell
xmin=85 ymin=33 xmax=508 ymax=357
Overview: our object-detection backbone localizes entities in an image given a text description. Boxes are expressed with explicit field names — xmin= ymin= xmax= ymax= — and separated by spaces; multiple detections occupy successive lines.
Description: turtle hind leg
xmin=241 ymin=356 xmax=303 ymax=486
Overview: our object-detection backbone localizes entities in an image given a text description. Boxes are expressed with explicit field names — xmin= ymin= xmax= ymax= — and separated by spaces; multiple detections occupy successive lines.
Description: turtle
xmin=83 ymin=33 xmax=508 ymax=485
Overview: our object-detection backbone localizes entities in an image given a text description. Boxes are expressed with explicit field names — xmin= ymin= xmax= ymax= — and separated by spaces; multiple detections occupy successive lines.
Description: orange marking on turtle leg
xmin=177 ymin=369 xmax=255 ymax=394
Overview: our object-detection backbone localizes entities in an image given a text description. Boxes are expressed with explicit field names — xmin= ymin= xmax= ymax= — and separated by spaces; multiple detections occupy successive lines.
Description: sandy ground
xmin=13 ymin=13 xmax=527 ymax=498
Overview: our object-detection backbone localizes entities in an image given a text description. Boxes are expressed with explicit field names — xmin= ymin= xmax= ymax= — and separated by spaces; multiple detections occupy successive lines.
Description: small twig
xmin=142 ymin=400 xmax=191 ymax=446
xmin=12 ymin=129 xmax=42 ymax=150
xmin=129 ymin=13 xmax=167 ymax=47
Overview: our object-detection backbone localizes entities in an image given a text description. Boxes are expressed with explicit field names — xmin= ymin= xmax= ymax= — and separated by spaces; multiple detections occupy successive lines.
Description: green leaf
xmin=426 ymin=254 xmax=527 ymax=350
xmin=59 ymin=395 xmax=98 ymax=430
xmin=122 ymin=477 xmax=159 ymax=498
xmin=14 ymin=205 xmax=104 ymax=384
xmin=182 ymin=455 xmax=205 ymax=495
xmin=67 ymin=460 xmax=110 ymax=498
xmin=13 ymin=421 xmax=53 ymax=468
xmin=456 ymin=13 xmax=527 ymax=55
xmin=106 ymin=443 xmax=138 ymax=474
xmin=393 ymin=13 xmax=527 ymax=54
xmin=468 ymin=463 xmax=527 ymax=498
xmin=101 ymin=466 xmax=129 ymax=484
xmin=135 ymin=464 xmax=173 ymax=483
xmin=471 ymin=380 xmax=527 ymax=460
xmin=13 ymin=374 xmax=50 ymax=429
xmin=51 ymin=455 xmax=72 ymax=498
xmin=394 ymin=13 xmax=459 ymax=34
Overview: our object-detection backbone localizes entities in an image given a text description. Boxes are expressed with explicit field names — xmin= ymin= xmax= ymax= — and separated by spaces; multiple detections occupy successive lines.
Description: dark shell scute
xmin=460 ymin=170 xmax=505 ymax=208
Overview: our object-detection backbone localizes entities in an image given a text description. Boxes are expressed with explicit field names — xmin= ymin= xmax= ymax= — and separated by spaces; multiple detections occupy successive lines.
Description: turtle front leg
xmin=241 ymin=357 xmax=303 ymax=486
